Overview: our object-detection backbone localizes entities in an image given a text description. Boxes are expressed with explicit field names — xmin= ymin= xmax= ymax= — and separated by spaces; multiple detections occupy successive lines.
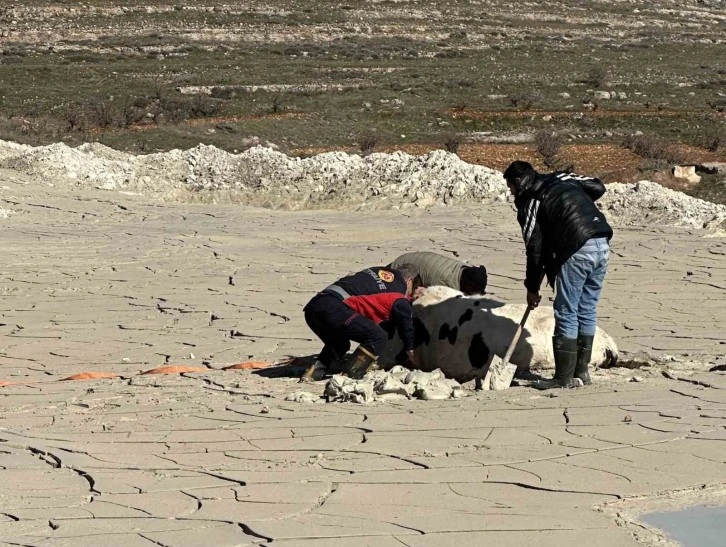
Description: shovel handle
xmin=501 ymin=305 xmax=533 ymax=364
xmin=501 ymin=271 xmax=545 ymax=365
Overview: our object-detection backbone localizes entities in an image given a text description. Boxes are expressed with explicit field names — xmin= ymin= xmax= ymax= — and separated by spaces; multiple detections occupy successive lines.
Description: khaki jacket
xmin=390 ymin=252 xmax=464 ymax=289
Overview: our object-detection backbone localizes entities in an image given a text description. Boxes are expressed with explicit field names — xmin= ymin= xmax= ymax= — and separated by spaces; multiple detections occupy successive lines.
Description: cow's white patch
xmin=381 ymin=286 xmax=618 ymax=383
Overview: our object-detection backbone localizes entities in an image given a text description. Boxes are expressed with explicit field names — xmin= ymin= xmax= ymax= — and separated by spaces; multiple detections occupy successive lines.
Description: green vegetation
xmin=0 ymin=0 xmax=723 ymax=159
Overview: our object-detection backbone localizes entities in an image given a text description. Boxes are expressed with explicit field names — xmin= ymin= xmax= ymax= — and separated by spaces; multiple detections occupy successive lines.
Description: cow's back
xmin=380 ymin=286 xmax=618 ymax=382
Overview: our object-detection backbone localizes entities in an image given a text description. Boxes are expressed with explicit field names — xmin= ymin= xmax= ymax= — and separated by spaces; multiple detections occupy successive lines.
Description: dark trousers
xmin=304 ymin=293 xmax=388 ymax=367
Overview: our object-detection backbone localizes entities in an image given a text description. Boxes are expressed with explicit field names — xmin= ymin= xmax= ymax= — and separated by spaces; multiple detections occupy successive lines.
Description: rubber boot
xmin=300 ymin=359 xmax=327 ymax=383
xmin=534 ymin=336 xmax=580 ymax=390
xmin=327 ymin=355 xmax=348 ymax=374
xmin=346 ymin=345 xmax=378 ymax=380
xmin=514 ymin=368 xmax=541 ymax=381
xmin=576 ymin=334 xmax=595 ymax=386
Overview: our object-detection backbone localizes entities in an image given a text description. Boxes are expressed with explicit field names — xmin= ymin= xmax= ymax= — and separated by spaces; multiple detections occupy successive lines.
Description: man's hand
xmin=406 ymin=350 xmax=417 ymax=367
xmin=526 ymin=291 xmax=541 ymax=308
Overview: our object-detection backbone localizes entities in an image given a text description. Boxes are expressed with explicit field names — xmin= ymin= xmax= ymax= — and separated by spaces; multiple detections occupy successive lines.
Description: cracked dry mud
xmin=1 ymin=168 xmax=725 ymax=547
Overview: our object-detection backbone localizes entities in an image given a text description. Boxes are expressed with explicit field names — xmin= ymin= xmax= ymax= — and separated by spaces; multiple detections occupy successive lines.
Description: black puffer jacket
xmin=514 ymin=171 xmax=613 ymax=292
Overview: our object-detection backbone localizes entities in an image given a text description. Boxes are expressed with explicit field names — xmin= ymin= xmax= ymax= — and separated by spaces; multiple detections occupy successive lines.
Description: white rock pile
xmin=0 ymin=140 xmax=505 ymax=210
xmin=324 ymin=366 xmax=470 ymax=404
xmin=599 ymin=181 xmax=726 ymax=230
xmin=283 ymin=367 xmax=470 ymax=404
xmin=0 ymin=139 xmax=724 ymax=228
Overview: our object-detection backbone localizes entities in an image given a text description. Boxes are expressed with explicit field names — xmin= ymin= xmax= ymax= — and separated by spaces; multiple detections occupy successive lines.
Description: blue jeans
xmin=554 ymin=237 xmax=610 ymax=339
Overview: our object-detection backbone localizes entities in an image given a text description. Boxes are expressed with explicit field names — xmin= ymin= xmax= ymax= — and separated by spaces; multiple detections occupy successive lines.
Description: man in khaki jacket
xmin=389 ymin=251 xmax=487 ymax=295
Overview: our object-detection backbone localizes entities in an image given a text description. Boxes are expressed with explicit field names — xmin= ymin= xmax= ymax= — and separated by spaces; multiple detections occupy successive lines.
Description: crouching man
xmin=301 ymin=264 xmax=420 ymax=382
xmin=503 ymin=161 xmax=614 ymax=389
xmin=389 ymin=251 xmax=488 ymax=295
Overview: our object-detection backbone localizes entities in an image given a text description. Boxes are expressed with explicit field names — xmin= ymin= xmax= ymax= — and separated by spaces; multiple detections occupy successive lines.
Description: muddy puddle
xmin=642 ymin=505 xmax=726 ymax=547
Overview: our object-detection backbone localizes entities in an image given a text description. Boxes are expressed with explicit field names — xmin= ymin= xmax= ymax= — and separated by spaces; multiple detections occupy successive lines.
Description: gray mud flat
xmin=0 ymin=168 xmax=725 ymax=546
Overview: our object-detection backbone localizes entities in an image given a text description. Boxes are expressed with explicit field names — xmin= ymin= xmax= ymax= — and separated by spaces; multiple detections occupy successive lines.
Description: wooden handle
xmin=501 ymin=271 xmax=544 ymax=365
xmin=502 ymin=305 xmax=533 ymax=364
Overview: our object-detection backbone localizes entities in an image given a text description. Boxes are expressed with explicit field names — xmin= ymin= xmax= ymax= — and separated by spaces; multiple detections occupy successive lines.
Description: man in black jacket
xmin=503 ymin=161 xmax=613 ymax=389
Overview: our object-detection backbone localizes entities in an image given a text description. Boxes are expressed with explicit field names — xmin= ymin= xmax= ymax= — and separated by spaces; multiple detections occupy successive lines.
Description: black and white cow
xmin=380 ymin=286 xmax=619 ymax=384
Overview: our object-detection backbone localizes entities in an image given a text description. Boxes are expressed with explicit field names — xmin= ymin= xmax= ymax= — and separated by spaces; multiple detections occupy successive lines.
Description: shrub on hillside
xmin=88 ymin=98 xmax=118 ymax=128
xmin=535 ymin=130 xmax=562 ymax=169
xmin=622 ymin=133 xmax=687 ymax=170
xmin=509 ymin=92 xmax=540 ymax=110
xmin=190 ymin=95 xmax=220 ymax=117
xmin=442 ymin=132 xmax=462 ymax=155
xmin=581 ymin=65 xmax=610 ymax=88
xmin=702 ymin=128 xmax=724 ymax=153
xmin=358 ymin=135 xmax=378 ymax=157
xmin=62 ymin=103 xmax=86 ymax=132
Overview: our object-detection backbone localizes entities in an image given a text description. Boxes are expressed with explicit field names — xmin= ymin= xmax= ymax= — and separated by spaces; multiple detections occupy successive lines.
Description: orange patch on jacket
xmin=223 ymin=361 xmax=273 ymax=370
xmin=62 ymin=372 xmax=121 ymax=381
xmin=141 ymin=365 xmax=207 ymax=375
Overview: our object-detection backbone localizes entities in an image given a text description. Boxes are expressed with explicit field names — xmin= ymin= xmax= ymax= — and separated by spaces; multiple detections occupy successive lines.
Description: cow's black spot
xmin=458 ymin=308 xmax=473 ymax=326
xmin=438 ymin=323 xmax=458 ymax=345
xmin=413 ymin=317 xmax=430 ymax=348
xmin=474 ymin=300 xmax=481 ymax=306
xmin=468 ymin=333 xmax=490 ymax=369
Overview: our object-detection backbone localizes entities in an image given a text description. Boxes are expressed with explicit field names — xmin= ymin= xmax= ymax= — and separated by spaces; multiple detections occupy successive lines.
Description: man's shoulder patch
xmin=378 ymin=269 xmax=395 ymax=283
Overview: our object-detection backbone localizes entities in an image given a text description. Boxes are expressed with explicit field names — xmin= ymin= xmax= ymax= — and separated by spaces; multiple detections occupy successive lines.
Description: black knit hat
xmin=460 ymin=265 xmax=488 ymax=295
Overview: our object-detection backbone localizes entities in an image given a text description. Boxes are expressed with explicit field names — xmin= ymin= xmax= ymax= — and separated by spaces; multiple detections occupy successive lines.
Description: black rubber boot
xmin=327 ymin=355 xmax=349 ymax=374
xmin=300 ymin=360 xmax=327 ymax=383
xmin=576 ymin=334 xmax=595 ymax=386
xmin=534 ymin=336 xmax=579 ymax=390
xmin=346 ymin=345 xmax=378 ymax=379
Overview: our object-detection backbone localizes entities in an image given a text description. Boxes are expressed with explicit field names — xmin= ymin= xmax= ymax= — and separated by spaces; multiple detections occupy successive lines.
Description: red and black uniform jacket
xmin=331 ymin=267 xmax=414 ymax=351
xmin=344 ymin=292 xmax=414 ymax=351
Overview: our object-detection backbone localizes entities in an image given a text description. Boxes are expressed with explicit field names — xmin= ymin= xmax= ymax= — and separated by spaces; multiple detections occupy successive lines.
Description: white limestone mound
xmin=0 ymin=140 xmax=32 ymax=162
xmin=600 ymin=181 xmax=726 ymax=229
xmin=0 ymin=139 xmax=724 ymax=229
xmin=0 ymin=140 xmax=505 ymax=208
xmin=0 ymin=141 xmax=134 ymax=190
